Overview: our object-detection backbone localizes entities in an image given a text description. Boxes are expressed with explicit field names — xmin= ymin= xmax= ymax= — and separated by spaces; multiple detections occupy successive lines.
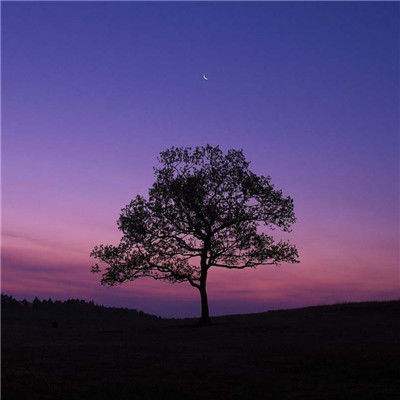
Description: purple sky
xmin=2 ymin=2 xmax=399 ymax=317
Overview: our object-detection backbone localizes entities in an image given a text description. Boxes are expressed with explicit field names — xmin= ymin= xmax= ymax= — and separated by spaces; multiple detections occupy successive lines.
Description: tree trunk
xmin=199 ymin=284 xmax=210 ymax=325
xmin=199 ymin=245 xmax=211 ymax=325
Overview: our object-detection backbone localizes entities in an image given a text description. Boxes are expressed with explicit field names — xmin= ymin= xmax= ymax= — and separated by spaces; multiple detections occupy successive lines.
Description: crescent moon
xmin=202 ymin=74 xmax=208 ymax=80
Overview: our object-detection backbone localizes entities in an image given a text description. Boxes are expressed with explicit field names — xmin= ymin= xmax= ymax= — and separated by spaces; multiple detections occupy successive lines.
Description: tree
xmin=91 ymin=145 xmax=299 ymax=324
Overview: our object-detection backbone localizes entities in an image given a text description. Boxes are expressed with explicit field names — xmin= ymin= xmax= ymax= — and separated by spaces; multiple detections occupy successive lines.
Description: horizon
xmin=3 ymin=291 xmax=399 ymax=318
xmin=2 ymin=2 xmax=399 ymax=317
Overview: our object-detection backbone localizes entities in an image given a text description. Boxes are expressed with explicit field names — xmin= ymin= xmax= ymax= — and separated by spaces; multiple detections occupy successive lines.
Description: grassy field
xmin=2 ymin=299 xmax=399 ymax=399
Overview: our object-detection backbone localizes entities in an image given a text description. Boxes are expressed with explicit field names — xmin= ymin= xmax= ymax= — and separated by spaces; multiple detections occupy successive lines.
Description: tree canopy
xmin=91 ymin=145 xmax=299 ymax=322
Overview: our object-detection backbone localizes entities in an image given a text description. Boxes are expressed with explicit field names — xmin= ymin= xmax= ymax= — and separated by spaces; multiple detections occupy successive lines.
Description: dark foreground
xmin=2 ymin=299 xmax=399 ymax=400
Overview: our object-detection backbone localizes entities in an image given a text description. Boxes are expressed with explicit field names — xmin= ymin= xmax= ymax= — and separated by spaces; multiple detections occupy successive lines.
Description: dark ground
xmin=2 ymin=298 xmax=399 ymax=400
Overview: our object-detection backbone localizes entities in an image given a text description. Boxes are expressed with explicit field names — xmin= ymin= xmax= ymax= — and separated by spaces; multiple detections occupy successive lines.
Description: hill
xmin=2 ymin=296 xmax=399 ymax=399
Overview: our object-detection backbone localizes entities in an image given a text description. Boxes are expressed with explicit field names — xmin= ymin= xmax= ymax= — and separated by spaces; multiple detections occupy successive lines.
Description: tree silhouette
xmin=91 ymin=145 xmax=299 ymax=324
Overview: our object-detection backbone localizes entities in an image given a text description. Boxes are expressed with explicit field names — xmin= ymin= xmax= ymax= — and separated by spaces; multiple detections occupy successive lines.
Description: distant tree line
xmin=1 ymin=293 xmax=160 ymax=320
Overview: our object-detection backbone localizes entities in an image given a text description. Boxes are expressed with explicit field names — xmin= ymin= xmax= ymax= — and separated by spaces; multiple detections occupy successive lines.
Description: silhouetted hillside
xmin=2 ymin=297 xmax=399 ymax=400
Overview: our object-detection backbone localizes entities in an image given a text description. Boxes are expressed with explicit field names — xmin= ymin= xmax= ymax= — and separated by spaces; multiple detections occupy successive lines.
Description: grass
xmin=2 ymin=299 xmax=399 ymax=399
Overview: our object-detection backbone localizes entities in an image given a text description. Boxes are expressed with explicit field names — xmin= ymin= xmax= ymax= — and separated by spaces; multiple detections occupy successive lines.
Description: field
xmin=2 ymin=299 xmax=399 ymax=399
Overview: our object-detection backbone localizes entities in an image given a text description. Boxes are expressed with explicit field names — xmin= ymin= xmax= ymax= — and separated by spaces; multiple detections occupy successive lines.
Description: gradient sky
xmin=2 ymin=2 xmax=399 ymax=317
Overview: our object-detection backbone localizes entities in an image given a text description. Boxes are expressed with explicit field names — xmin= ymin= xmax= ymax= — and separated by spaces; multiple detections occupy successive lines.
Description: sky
xmin=2 ymin=2 xmax=399 ymax=317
